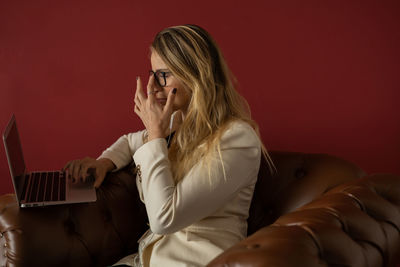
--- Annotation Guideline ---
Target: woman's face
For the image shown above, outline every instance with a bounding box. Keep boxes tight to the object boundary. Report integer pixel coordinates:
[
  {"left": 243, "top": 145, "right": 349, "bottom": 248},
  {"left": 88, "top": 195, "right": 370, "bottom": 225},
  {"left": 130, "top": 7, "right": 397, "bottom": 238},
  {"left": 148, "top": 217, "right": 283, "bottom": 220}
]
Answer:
[{"left": 150, "top": 51, "right": 191, "bottom": 114}]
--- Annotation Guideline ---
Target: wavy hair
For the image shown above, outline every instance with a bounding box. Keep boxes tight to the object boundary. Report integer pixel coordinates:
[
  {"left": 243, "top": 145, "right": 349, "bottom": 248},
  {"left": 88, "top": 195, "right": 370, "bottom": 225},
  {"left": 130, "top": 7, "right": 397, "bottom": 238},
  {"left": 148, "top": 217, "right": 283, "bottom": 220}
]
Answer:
[{"left": 151, "top": 24, "right": 275, "bottom": 183}]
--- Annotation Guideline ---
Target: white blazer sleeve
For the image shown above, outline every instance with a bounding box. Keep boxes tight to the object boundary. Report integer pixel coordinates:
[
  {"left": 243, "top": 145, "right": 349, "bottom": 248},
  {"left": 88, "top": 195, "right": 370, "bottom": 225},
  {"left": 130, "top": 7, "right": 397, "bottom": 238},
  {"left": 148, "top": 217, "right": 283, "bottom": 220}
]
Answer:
[
  {"left": 133, "top": 121, "right": 261, "bottom": 235},
  {"left": 98, "top": 130, "right": 146, "bottom": 171}
]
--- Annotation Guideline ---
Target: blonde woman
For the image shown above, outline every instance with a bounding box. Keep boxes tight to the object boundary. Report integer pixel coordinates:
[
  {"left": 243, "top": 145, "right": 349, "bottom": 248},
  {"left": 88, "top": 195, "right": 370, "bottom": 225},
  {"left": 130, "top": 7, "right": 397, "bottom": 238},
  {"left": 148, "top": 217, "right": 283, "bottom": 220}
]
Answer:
[{"left": 64, "top": 24, "right": 274, "bottom": 267}]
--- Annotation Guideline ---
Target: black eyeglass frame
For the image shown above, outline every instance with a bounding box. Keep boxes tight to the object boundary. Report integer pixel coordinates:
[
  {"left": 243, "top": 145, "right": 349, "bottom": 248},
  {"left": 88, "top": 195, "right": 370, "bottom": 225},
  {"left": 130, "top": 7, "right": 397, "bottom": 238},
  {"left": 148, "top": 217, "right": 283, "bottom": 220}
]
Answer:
[{"left": 149, "top": 70, "right": 172, "bottom": 87}]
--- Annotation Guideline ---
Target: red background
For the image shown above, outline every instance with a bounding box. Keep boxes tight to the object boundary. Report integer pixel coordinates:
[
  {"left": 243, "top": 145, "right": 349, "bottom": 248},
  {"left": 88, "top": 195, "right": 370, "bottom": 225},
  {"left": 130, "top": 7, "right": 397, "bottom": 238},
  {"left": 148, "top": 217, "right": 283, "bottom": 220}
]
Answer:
[{"left": 1, "top": 0, "right": 399, "bottom": 195}]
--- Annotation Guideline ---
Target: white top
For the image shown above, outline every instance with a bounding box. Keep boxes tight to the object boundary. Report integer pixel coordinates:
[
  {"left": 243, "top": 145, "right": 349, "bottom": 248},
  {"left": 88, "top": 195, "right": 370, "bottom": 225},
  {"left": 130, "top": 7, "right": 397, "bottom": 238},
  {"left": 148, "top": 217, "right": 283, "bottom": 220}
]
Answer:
[{"left": 99, "top": 120, "right": 261, "bottom": 267}]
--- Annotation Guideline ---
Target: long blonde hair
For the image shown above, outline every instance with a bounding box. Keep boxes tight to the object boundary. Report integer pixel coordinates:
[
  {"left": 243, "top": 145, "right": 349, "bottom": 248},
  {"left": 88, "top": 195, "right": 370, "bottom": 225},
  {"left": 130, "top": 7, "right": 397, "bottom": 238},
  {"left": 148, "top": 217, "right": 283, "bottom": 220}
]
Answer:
[{"left": 151, "top": 24, "right": 275, "bottom": 183}]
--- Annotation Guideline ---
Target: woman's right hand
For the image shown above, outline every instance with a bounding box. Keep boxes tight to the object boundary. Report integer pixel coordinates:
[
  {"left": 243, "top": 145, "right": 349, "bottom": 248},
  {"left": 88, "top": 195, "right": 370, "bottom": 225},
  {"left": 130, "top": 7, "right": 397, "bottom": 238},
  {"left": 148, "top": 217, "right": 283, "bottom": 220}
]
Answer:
[{"left": 63, "top": 157, "right": 115, "bottom": 188}]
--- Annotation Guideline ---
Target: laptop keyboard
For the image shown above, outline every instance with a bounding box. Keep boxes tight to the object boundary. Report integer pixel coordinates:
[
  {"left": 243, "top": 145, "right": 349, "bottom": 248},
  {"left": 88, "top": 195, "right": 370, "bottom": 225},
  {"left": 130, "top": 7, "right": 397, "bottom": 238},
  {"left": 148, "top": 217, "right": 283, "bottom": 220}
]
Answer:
[{"left": 21, "top": 172, "right": 66, "bottom": 203}]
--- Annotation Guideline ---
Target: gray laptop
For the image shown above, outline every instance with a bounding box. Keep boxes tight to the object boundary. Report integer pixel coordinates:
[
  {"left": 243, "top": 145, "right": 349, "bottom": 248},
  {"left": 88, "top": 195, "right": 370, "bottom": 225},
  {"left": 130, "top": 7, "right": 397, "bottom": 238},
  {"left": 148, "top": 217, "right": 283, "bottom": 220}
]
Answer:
[{"left": 2, "top": 114, "right": 96, "bottom": 207}]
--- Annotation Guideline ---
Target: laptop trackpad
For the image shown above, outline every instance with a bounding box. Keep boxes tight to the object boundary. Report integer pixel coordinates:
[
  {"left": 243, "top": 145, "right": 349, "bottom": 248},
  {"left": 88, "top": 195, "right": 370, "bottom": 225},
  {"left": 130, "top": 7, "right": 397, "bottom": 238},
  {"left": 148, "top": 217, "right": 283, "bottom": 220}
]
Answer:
[{"left": 67, "top": 181, "right": 97, "bottom": 203}]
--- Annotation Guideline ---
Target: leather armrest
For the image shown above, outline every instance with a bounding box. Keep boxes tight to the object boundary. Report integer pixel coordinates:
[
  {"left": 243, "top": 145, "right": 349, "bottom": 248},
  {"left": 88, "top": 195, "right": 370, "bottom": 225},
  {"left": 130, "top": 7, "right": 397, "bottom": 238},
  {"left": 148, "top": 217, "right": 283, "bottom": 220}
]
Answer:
[
  {"left": 0, "top": 165, "right": 147, "bottom": 267},
  {"left": 208, "top": 174, "right": 400, "bottom": 267}
]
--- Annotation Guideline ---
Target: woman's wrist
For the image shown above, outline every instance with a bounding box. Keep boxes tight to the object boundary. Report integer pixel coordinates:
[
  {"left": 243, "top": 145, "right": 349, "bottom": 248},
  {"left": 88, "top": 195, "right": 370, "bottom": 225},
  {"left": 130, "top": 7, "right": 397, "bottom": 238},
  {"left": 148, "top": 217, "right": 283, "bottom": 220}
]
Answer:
[
  {"left": 148, "top": 131, "right": 164, "bottom": 141},
  {"left": 97, "top": 158, "right": 116, "bottom": 172}
]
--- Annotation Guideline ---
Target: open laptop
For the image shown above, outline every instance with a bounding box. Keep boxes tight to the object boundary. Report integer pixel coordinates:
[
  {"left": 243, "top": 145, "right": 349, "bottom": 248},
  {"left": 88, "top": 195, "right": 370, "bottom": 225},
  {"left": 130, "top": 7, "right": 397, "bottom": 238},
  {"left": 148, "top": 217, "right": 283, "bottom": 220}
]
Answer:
[{"left": 2, "top": 114, "right": 96, "bottom": 207}]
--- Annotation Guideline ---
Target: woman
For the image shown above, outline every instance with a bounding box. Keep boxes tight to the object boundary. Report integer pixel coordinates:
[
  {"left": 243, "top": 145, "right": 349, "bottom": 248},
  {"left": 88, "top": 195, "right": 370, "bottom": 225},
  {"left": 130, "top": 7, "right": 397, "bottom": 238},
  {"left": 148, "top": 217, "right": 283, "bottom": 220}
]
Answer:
[{"left": 64, "top": 24, "right": 274, "bottom": 267}]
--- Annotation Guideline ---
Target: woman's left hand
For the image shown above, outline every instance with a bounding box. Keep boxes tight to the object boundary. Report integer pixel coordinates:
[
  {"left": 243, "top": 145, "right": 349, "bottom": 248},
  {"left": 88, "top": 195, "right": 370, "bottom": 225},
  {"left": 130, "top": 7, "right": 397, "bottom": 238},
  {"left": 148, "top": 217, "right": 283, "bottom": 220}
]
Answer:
[{"left": 133, "top": 75, "right": 176, "bottom": 141}]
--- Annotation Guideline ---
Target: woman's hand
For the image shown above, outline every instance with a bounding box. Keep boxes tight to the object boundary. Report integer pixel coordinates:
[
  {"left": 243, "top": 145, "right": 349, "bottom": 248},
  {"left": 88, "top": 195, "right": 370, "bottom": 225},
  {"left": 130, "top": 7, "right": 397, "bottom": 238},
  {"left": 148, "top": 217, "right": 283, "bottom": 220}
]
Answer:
[
  {"left": 133, "top": 75, "right": 176, "bottom": 141},
  {"left": 63, "top": 157, "right": 115, "bottom": 188}
]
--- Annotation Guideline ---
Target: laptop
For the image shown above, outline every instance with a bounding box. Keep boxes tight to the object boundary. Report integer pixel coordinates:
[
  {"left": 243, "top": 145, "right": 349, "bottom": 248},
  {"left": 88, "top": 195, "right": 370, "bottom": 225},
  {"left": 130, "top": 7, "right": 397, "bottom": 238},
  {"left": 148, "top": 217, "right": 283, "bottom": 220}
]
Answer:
[{"left": 2, "top": 114, "right": 97, "bottom": 207}]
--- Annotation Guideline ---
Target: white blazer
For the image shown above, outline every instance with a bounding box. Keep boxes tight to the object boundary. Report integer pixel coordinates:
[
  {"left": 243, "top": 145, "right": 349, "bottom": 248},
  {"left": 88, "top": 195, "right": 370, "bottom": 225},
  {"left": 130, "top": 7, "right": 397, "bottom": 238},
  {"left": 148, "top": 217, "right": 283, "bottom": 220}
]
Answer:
[{"left": 99, "top": 120, "right": 261, "bottom": 267}]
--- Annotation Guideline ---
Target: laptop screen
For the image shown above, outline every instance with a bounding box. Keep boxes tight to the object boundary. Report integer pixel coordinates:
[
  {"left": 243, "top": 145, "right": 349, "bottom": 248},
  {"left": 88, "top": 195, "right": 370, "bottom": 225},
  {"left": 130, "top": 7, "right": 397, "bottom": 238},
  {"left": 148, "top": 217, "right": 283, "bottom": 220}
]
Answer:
[{"left": 3, "top": 115, "right": 26, "bottom": 194}]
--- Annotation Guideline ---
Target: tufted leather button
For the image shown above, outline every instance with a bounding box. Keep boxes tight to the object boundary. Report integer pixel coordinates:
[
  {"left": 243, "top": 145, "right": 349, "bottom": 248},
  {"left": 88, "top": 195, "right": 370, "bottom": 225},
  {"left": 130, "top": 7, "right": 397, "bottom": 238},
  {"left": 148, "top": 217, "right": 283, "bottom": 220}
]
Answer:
[
  {"left": 246, "top": 243, "right": 261, "bottom": 249},
  {"left": 294, "top": 168, "right": 307, "bottom": 179}
]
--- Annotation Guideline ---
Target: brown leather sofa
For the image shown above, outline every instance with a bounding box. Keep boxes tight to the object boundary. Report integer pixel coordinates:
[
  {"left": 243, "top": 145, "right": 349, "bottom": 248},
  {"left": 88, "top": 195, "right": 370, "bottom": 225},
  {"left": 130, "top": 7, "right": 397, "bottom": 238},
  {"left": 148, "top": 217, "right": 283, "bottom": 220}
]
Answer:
[{"left": 0, "top": 151, "right": 399, "bottom": 267}]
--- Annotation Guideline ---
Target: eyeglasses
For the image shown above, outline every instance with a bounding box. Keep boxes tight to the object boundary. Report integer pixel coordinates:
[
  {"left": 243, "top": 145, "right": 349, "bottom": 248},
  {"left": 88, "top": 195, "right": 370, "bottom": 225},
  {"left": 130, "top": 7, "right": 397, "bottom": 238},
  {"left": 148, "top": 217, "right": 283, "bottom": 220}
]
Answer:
[{"left": 149, "top": 70, "right": 172, "bottom": 87}]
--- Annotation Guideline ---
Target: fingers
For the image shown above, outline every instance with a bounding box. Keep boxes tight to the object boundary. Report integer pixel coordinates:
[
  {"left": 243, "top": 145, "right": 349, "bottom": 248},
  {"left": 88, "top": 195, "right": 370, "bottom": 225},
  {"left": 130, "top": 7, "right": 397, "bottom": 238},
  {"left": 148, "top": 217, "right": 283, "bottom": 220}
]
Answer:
[
  {"left": 63, "top": 160, "right": 78, "bottom": 183},
  {"left": 136, "top": 76, "right": 146, "bottom": 103},
  {"left": 134, "top": 97, "right": 141, "bottom": 111},
  {"left": 147, "top": 75, "right": 156, "bottom": 102},
  {"left": 134, "top": 77, "right": 143, "bottom": 113},
  {"left": 134, "top": 76, "right": 139, "bottom": 99},
  {"left": 63, "top": 158, "right": 93, "bottom": 183},
  {"left": 93, "top": 168, "right": 105, "bottom": 189},
  {"left": 79, "top": 162, "right": 92, "bottom": 182},
  {"left": 164, "top": 88, "right": 177, "bottom": 114},
  {"left": 63, "top": 157, "right": 109, "bottom": 189},
  {"left": 63, "top": 161, "right": 71, "bottom": 171},
  {"left": 134, "top": 105, "right": 142, "bottom": 121},
  {"left": 63, "top": 161, "right": 74, "bottom": 183},
  {"left": 71, "top": 160, "right": 81, "bottom": 182}
]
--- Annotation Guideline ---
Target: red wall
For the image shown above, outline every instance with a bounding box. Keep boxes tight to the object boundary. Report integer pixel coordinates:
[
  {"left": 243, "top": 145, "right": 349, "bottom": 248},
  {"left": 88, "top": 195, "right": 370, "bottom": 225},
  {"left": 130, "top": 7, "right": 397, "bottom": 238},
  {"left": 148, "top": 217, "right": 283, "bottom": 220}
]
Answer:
[{"left": 1, "top": 0, "right": 399, "bottom": 195}]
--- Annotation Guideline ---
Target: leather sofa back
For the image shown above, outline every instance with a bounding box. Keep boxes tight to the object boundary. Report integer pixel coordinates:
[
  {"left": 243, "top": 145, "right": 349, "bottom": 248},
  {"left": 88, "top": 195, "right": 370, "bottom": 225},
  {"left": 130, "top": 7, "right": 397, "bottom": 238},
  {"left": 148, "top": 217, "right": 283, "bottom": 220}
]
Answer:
[
  {"left": 249, "top": 151, "right": 366, "bottom": 235},
  {"left": 208, "top": 152, "right": 400, "bottom": 267}
]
